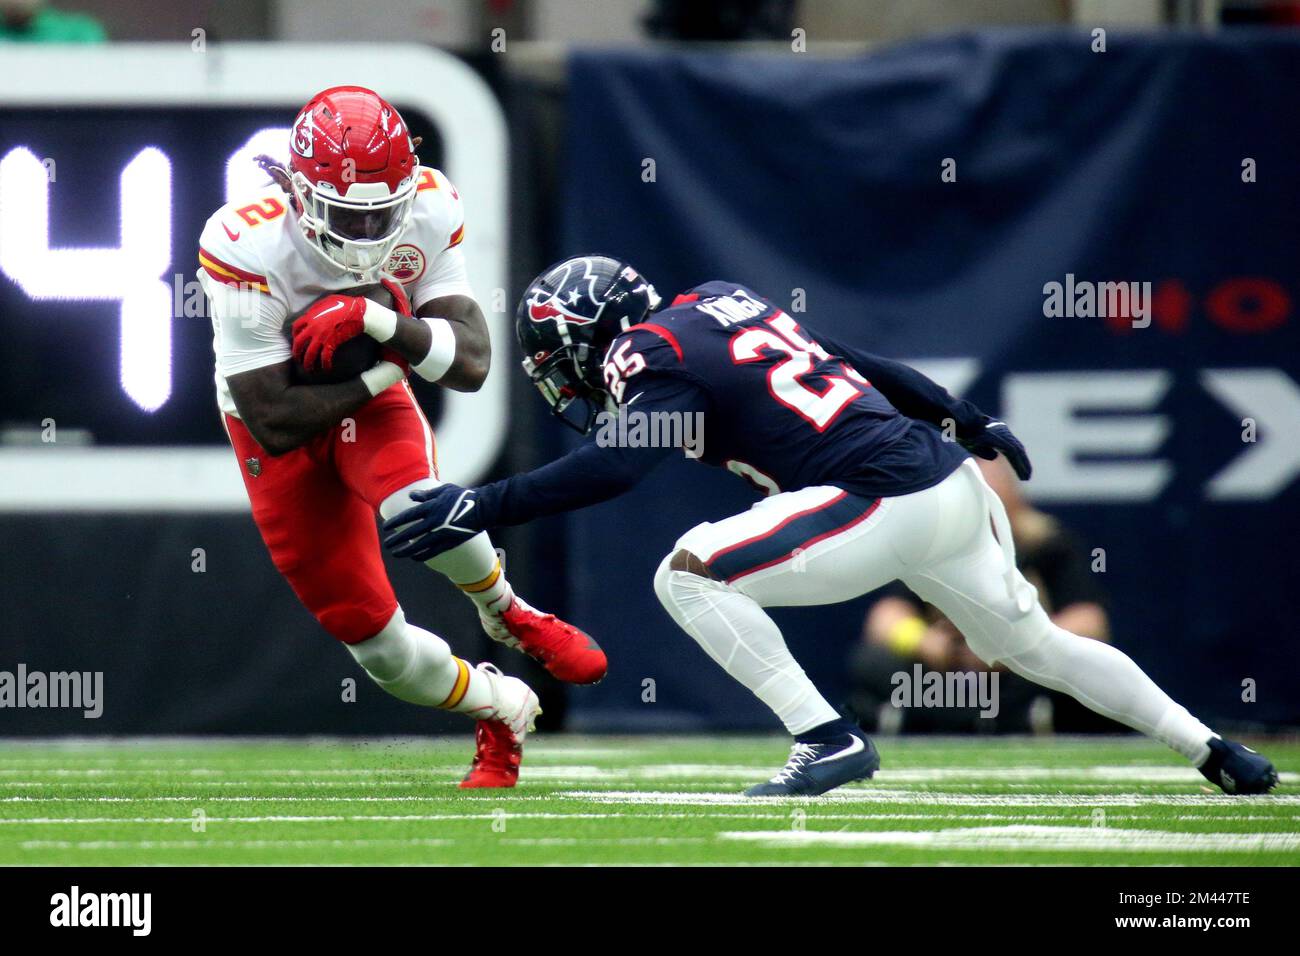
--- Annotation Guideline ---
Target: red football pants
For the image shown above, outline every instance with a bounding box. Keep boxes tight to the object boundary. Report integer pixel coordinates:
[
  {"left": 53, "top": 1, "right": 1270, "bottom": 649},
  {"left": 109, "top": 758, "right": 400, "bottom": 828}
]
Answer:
[{"left": 225, "top": 381, "right": 438, "bottom": 644}]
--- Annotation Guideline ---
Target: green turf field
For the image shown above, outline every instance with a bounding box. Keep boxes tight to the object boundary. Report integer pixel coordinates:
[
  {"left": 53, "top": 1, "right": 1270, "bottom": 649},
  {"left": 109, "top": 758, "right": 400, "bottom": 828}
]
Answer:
[{"left": 0, "top": 735, "right": 1296, "bottom": 866}]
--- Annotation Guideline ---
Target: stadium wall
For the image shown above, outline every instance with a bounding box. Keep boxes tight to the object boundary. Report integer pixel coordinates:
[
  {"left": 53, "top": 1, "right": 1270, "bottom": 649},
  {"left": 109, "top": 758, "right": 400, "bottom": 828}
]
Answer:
[{"left": 556, "top": 30, "right": 1300, "bottom": 731}]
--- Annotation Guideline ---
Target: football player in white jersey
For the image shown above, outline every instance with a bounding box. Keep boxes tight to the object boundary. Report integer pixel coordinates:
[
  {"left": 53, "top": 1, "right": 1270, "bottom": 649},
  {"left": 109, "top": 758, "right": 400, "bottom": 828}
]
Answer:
[{"left": 197, "top": 86, "right": 607, "bottom": 787}]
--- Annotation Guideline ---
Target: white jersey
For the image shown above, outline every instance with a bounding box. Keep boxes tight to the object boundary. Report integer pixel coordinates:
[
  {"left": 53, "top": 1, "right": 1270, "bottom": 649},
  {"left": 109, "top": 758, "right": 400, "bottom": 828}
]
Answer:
[{"left": 197, "top": 166, "right": 473, "bottom": 417}]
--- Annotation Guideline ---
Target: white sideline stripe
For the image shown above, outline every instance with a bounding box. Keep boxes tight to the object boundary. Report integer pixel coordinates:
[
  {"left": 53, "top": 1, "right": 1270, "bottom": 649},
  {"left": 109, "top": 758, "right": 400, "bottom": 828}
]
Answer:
[
  {"left": 1, "top": 811, "right": 1209, "bottom": 826},
  {"left": 19, "top": 836, "right": 703, "bottom": 851},
  {"left": 5, "top": 789, "right": 1297, "bottom": 807},
  {"left": 501, "top": 837, "right": 705, "bottom": 847},
  {"left": 21, "top": 839, "right": 453, "bottom": 850},
  {"left": 720, "top": 826, "right": 1300, "bottom": 853},
  {"left": 562, "top": 790, "right": 1300, "bottom": 807}
]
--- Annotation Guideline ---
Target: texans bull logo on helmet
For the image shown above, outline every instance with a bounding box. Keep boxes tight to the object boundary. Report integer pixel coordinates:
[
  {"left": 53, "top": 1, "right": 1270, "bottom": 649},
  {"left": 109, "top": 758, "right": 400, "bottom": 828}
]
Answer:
[{"left": 524, "top": 257, "right": 616, "bottom": 327}]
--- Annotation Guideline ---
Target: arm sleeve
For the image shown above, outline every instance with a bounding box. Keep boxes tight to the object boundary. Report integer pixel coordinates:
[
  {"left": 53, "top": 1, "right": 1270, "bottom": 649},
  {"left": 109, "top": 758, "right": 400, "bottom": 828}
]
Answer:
[
  {"left": 201, "top": 270, "right": 291, "bottom": 377},
  {"left": 808, "top": 324, "right": 987, "bottom": 437},
  {"left": 473, "top": 373, "right": 711, "bottom": 527}
]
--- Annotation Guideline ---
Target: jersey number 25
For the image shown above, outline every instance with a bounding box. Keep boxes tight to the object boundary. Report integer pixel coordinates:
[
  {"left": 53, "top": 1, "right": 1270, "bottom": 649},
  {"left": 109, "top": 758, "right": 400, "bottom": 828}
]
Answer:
[
  {"left": 730, "top": 312, "right": 864, "bottom": 431},
  {"left": 602, "top": 339, "right": 647, "bottom": 403}
]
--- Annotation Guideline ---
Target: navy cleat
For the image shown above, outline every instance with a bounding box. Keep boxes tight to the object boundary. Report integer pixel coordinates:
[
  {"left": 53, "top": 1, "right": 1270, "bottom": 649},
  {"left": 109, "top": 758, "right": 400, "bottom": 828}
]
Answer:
[
  {"left": 1198, "top": 737, "right": 1279, "bottom": 795},
  {"left": 744, "top": 729, "right": 880, "bottom": 797}
]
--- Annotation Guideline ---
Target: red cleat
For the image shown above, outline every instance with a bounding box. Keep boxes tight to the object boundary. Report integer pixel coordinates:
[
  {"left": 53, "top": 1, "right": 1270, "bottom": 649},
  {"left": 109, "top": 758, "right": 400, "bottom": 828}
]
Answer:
[
  {"left": 461, "top": 721, "right": 523, "bottom": 789},
  {"left": 481, "top": 596, "right": 608, "bottom": 685},
  {"left": 459, "top": 664, "right": 540, "bottom": 789}
]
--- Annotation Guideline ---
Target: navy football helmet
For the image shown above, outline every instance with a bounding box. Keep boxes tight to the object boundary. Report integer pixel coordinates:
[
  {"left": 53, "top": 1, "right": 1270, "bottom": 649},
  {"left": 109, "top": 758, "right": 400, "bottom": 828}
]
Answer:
[{"left": 515, "top": 254, "right": 661, "bottom": 433}]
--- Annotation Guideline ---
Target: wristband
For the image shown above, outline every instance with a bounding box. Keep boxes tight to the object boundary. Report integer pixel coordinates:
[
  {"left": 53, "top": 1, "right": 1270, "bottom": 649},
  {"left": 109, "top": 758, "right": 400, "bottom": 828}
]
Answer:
[
  {"left": 362, "top": 297, "right": 399, "bottom": 343},
  {"left": 360, "top": 360, "right": 404, "bottom": 397},
  {"left": 411, "top": 316, "right": 457, "bottom": 383},
  {"left": 886, "top": 616, "right": 926, "bottom": 657}
]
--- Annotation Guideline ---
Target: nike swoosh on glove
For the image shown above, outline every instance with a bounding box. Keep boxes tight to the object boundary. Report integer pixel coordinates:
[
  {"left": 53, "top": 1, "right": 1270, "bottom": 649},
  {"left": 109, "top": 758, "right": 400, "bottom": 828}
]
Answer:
[
  {"left": 291, "top": 295, "right": 368, "bottom": 372},
  {"left": 959, "top": 418, "right": 1033, "bottom": 480},
  {"left": 382, "top": 484, "right": 483, "bottom": 562}
]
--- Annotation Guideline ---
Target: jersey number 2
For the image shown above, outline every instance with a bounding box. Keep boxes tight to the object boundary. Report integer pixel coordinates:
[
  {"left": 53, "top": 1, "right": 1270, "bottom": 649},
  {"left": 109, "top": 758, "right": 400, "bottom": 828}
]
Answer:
[{"left": 730, "top": 312, "right": 863, "bottom": 431}]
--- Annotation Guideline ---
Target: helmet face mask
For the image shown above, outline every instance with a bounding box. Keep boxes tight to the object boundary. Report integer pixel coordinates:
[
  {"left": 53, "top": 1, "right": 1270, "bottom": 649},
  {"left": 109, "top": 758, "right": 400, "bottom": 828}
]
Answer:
[
  {"left": 291, "top": 172, "right": 416, "bottom": 278},
  {"left": 515, "top": 255, "right": 661, "bottom": 435},
  {"left": 522, "top": 341, "right": 613, "bottom": 434}
]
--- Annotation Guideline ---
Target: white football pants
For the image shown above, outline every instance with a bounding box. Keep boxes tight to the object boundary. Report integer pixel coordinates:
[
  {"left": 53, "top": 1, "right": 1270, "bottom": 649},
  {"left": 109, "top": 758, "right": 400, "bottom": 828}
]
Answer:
[{"left": 654, "top": 459, "right": 1213, "bottom": 763}]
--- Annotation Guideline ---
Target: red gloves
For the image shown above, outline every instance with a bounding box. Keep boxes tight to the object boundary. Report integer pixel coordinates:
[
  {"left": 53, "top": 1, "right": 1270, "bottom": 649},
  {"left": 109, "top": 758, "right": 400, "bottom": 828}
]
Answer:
[{"left": 291, "top": 295, "right": 367, "bottom": 372}]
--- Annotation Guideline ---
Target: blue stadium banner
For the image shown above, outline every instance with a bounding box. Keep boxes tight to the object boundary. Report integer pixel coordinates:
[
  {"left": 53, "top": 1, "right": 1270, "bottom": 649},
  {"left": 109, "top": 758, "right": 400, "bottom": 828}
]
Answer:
[{"left": 560, "top": 30, "right": 1300, "bottom": 729}]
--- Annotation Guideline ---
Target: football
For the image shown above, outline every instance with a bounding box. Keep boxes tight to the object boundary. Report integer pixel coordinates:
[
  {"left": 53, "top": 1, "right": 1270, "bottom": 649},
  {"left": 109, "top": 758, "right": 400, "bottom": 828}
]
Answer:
[{"left": 289, "top": 284, "right": 388, "bottom": 385}]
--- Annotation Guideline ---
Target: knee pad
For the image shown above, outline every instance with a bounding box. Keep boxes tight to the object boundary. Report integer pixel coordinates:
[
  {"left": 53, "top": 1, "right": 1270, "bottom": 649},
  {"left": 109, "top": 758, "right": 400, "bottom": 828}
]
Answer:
[
  {"left": 346, "top": 607, "right": 452, "bottom": 683},
  {"left": 966, "top": 596, "right": 1054, "bottom": 667},
  {"left": 346, "top": 608, "right": 413, "bottom": 681},
  {"left": 907, "top": 572, "right": 1054, "bottom": 668},
  {"left": 346, "top": 609, "right": 456, "bottom": 705}
]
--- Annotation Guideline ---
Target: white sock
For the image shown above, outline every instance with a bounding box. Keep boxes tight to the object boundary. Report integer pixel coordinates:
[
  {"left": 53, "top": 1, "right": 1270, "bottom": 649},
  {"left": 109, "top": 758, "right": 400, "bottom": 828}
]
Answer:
[
  {"left": 347, "top": 609, "right": 493, "bottom": 716},
  {"left": 654, "top": 562, "right": 839, "bottom": 735},
  {"left": 428, "top": 532, "right": 514, "bottom": 615},
  {"left": 1005, "top": 625, "right": 1214, "bottom": 764},
  {"left": 381, "top": 482, "right": 514, "bottom": 616}
]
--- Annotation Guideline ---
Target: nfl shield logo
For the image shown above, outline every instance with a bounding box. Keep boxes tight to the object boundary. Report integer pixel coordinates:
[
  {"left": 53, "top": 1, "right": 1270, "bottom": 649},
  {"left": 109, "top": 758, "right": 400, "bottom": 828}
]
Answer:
[{"left": 245, "top": 457, "right": 261, "bottom": 478}]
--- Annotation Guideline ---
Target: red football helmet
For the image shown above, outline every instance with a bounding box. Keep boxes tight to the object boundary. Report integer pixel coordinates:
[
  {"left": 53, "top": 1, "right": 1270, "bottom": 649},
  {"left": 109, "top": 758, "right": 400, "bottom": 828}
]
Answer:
[{"left": 287, "top": 86, "right": 420, "bottom": 278}]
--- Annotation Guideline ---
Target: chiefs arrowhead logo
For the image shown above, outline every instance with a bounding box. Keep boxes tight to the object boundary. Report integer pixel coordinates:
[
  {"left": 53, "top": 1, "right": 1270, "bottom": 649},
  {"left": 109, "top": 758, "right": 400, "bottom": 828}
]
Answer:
[{"left": 291, "top": 111, "right": 315, "bottom": 158}]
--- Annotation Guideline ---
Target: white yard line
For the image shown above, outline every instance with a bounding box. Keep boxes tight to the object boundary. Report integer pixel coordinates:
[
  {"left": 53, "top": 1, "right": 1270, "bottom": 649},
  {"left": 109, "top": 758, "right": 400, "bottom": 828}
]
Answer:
[
  {"left": 3, "top": 787, "right": 1297, "bottom": 808},
  {"left": 562, "top": 789, "right": 1300, "bottom": 807},
  {"left": 20, "top": 838, "right": 454, "bottom": 850},
  {"left": 720, "top": 825, "right": 1300, "bottom": 853},
  {"left": 3, "top": 810, "right": 1226, "bottom": 826},
  {"left": 18, "top": 835, "right": 702, "bottom": 851}
]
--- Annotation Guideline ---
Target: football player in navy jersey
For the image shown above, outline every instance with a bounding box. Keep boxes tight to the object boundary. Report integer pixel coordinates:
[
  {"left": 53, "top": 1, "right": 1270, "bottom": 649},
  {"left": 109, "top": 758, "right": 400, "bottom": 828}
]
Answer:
[{"left": 383, "top": 255, "right": 1277, "bottom": 797}]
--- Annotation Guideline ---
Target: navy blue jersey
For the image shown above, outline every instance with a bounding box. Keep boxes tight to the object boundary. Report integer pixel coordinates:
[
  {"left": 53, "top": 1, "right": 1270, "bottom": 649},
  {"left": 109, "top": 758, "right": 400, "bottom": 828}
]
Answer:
[
  {"left": 608, "top": 281, "right": 975, "bottom": 498},
  {"left": 475, "top": 281, "right": 988, "bottom": 527}
]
